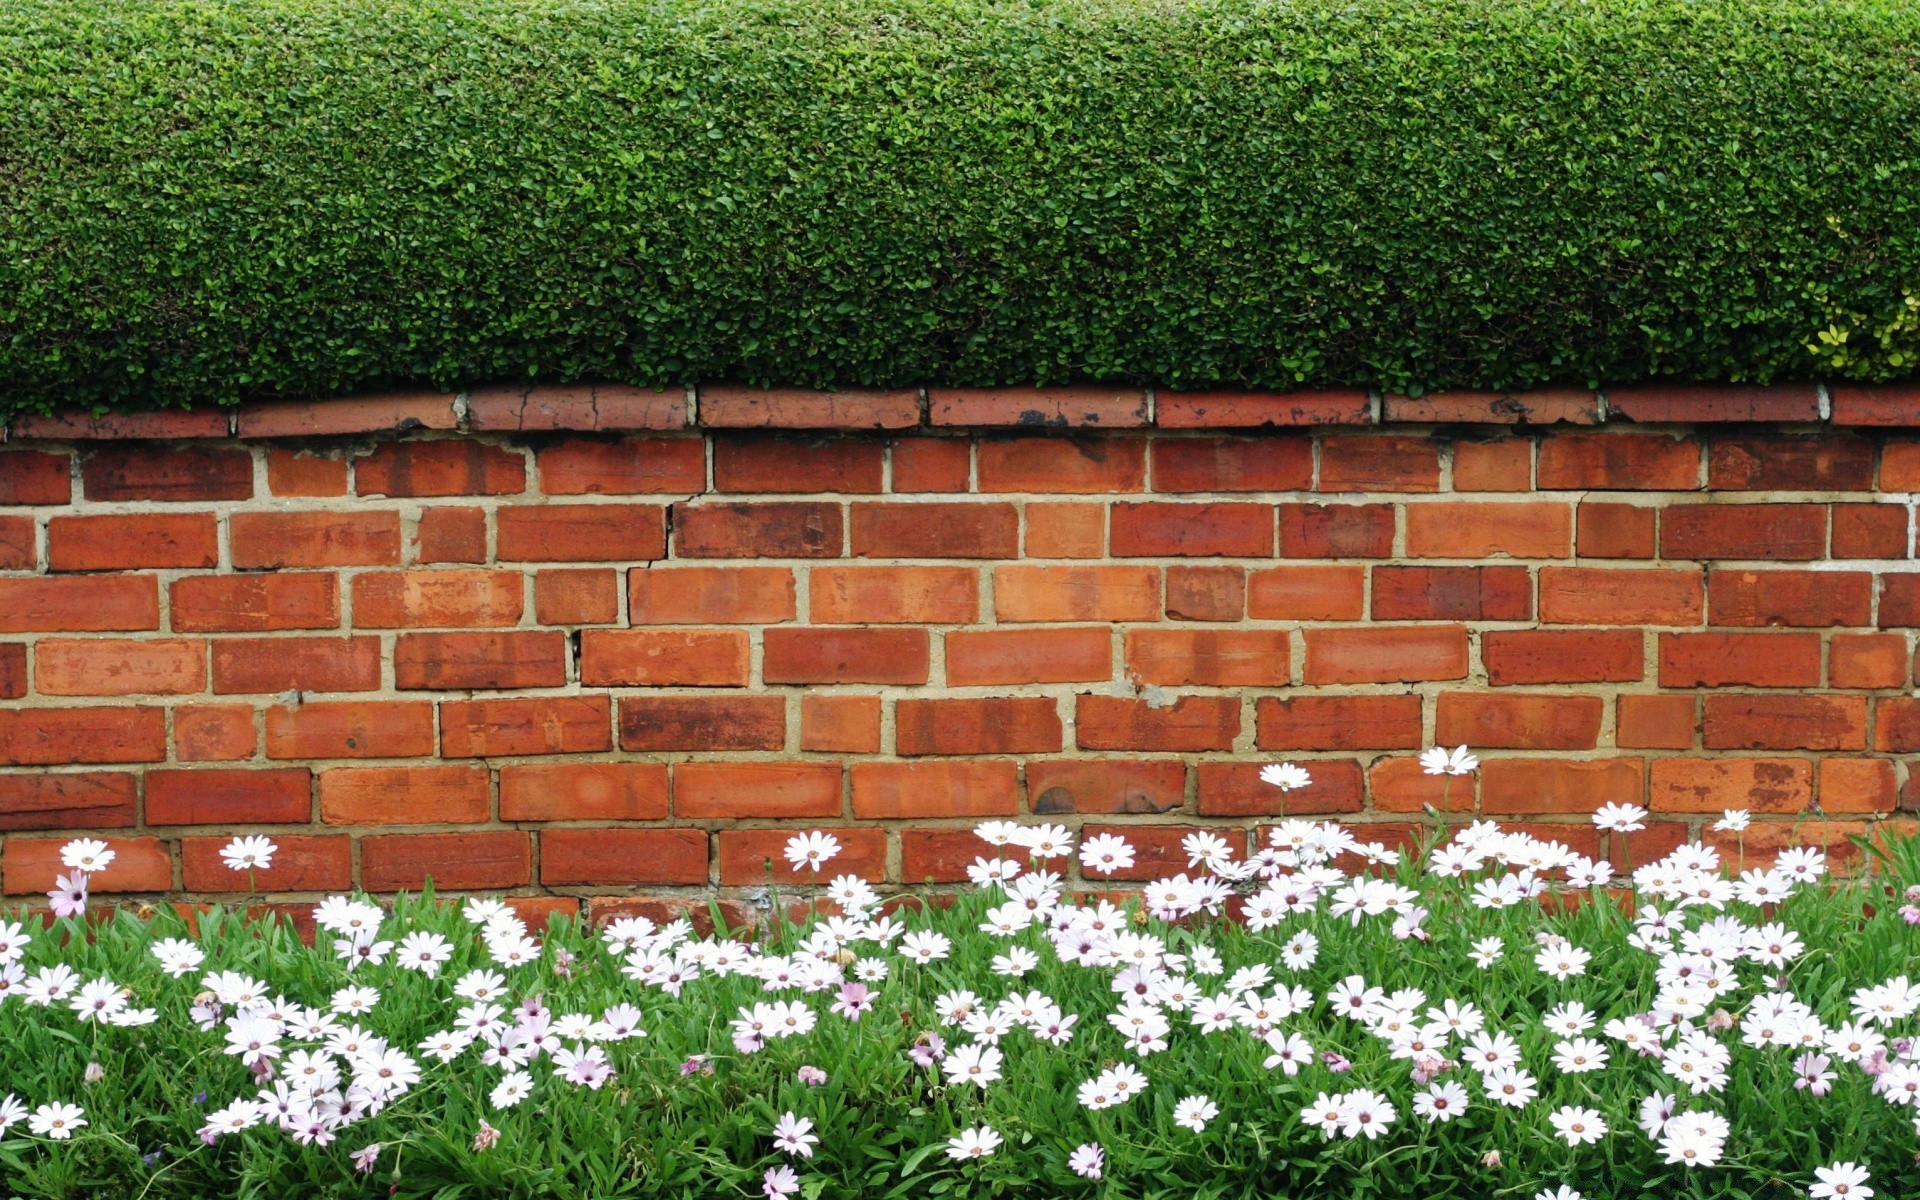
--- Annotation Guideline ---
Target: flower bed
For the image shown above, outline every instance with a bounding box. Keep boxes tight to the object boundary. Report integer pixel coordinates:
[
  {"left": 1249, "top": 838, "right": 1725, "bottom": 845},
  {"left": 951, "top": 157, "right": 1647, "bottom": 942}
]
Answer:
[{"left": 0, "top": 751, "right": 1915, "bottom": 1199}]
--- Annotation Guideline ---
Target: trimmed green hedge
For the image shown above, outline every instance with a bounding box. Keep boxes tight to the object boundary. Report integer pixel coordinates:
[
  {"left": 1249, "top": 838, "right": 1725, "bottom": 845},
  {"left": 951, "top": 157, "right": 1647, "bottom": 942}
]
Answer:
[{"left": 3, "top": 0, "right": 1919, "bottom": 411}]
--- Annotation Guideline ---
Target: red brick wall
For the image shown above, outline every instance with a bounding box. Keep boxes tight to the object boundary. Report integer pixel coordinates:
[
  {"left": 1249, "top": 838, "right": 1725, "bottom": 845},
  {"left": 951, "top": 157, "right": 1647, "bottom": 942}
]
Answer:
[{"left": 3, "top": 383, "right": 1918, "bottom": 916}]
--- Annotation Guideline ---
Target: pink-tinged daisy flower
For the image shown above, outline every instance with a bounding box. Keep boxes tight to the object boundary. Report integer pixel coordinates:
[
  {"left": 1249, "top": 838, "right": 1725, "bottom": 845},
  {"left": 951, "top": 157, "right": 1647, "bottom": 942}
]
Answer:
[{"left": 1068, "top": 1143, "right": 1103, "bottom": 1179}]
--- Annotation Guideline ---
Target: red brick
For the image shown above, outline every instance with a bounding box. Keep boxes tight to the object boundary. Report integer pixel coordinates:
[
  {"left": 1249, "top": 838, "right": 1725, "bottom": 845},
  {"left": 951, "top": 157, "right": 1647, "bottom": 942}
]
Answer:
[
  {"left": 213, "top": 636, "right": 381, "bottom": 694},
  {"left": 230, "top": 511, "right": 402, "bottom": 568},
  {"left": 394, "top": 631, "right": 567, "bottom": 690},
  {"left": 543, "top": 828, "right": 709, "bottom": 886},
  {"left": 353, "top": 570, "right": 523, "bottom": 628},
  {"left": 801, "top": 695, "right": 882, "bottom": 753},
  {"left": 1708, "top": 569, "right": 1870, "bottom": 627},
  {"left": 1661, "top": 505, "right": 1826, "bottom": 561},
  {"left": 1883, "top": 443, "right": 1920, "bottom": 490},
  {"left": 1196, "top": 760, "right": 1364, "bottom": 817},
  {"left": 1164, "top": 566, "right": 1245, "bottom": 621},
  {"left": 628, "top": 566, "right": 794, "bottom": 624},
  {"left": 1155, "top": 389, "right": 1371, "bottom": 428},
  {"left": 1607, "top": 383, "right": 1819, "bottom": 423},
  {"left": 719, "top": 827, "right": 887, "bottom": 884},
  {"left": 1659, "top": 632, "right": 1821, "bottom": 688},
  {"left": 1703, "top": 695, "right": 1866, "bottom": 751},
  {"left": 0, "top": 516, "right": 30, "bottom": 571},
  {"left": 174, "top": 704, "right": 257, "bottom": 761},
  {"left": 1650, "top": 758, "right": 1813, "bottom": 814},
  {"left": 850, "top": 502, "right": 1018, "bottom": 558},
  {"left": 0, "top": 707, "right": 165, "bottom": 765},
  {"left": 266, "top": 449, "right": 348, "bottom": 497},
  {"left": 580, "top": 629, "right": 748, "bottom": 687},
  {"left": 1124, "top": 629, "right": 1290, "bottom": 687},
  {"left": 9, "top": 409, "right": 228, "bottom": 440},
  {"left": 811, "top": 566, "right": 978, "bottom": 623},
  {"left": 1246, "top": 566, "right": 1365, "bottom": 621},
  {"left": 1277, "top": 503, "right": 1395, "bottom": 558},
  {"left": 1618, "top": 695, "right": 1697, "bottom": 750},
  {"left": 1367, "top": 758, "right": 1471, "bottom": 812},
  {"left": 930, "top": 386, "right": 1146, "bottom": 427},
  {"left": 1451, "top": 439, "right": 1533, "bottom": 491},
  {"left": 146, "top": 767, "right": 311, "bottom": 825},
  {"left": 850, "top": 761, "right": 1018, "bottom": 818},
  {"left": 977, "top": 437, "right": 1146, "bottom": 493},
  {"left": 896, "top": 697, "right": 1062, "bottom": 755},
  {"left": 676, "top": 762, "right": 841, "bottom": 818},
  {"left": 1831, "top": 633, "right": 1908, "bottom": 689},
  {"left": 1077, "top": 824, "right": 1219, "bottom": 881},
  {"left": 82, "top": 446, "right": 252, "bottom": 502},
  {"left": 1481, "top": 759, "right": 1645, "bottom": 815},
  {"left": 617, "top": 696, "right": 786, "bottom": 752},
  {"left": 3, "top": 836, "right": 170, "bottom": 894},
  {"left": 466, "top": 383, "right": 686, "bottom": 432},
  {"left": 1538, "top": 567, "right": 1703, "bottom": 625},
  {"left": 1387, "top": 388, "right": 1598, "bottom": 425},
  {"left": 36, "top": 639, "right": 205, "bottom": 696},
  {"left": 1404, "top": 502, "right": 1570, "bottom": 558},
  {"left": 0, "top": 452, "right": 71, "bottom": 505},
  {"left": 414, "top": 507, "right": 488, "bottom": 564},
  {"left": 672, "top": 502, "right": 842, "bottom": 558},
  {"left": 1023, "top": 503, "right": 1105, "bottom": 557},
  {"left": 1111, "top": 502, "right": 1273, "bottom": 557},
  {"left": 891, "top": 438, "right": 970, "bottom": 492},
  {"left": 1302, "top": 626, "right": 1470, "bottom": 684},
  {"left": 171, "top": 574, "right": 339, "bottom": 632},
  {"left": 1021, "top": 760, "right": 1185, "bottom": 815},
  {"left": 319, "top": 765, "right": 489, "bottom": 825},
  {"left": 534, "top": 569, "right": 619, "bottom": 625},
  {"left": 0, "top": 644, "right": 22, "bottom": 700},
  {"left": 496, "top": 504, "right": 666, "bottom": 562},
  {"left": 1536, "top": 432, "right": 1699, "bottom": 490},
  {"left": 1878, "top": 575, "right": 1920, "bottom": 628},
  {"left": 1371, "top": 566, "right": 1531, "bottom": 620},
  {"left": 1319, "top": 436, "right": 1441, "bottom": 492},
  {"left": 1818, "top": 759, "right": 1897, "bottom": 814},
  {"left": 764, "top": 627, "right": 929, "bottom": 684},
  {"left": 0, "top": 772, "right": 137, "bottom": 831},
  {"left": 1151, "top": 437, "right": 1313, "bottom": 492},
  {"left": 945, "top": 627, "right": 1111, "bottom": 686},
  {"left": 1708, "top": 436, "right": 1874, "bottom": 491},
  {"left": 440, "top": 695, "right": 612, "bottom": 757},
  {"left": 355, "top": 440, "right": 525, "bottom": 497},
  {"left": 533, "top": 438, "right": 706, "bottom": 494},
  {"left": 993, "top": 565, "right": 1158, "bottom": 622},
  {"left": 360, "top": 832, "right": 530, "bottom": 891},
  {"left": 237, "top": 392, "right": 457, "bottom": 438},
  {"left": 1483, "top": 629, "right": 1643, "bottom": 685},
  {"left": 700, "top": 386, "right": 919, "bottom": 430},
  {"left": 181, "top": 835, "right": 351, "bottom": 893},
  {"left": 48, "top": 513, "right": 217, "bottom": 570},
  {"left": 1437, "top": 693, "right": 1603, "bottom": 749},
  {"left": 264, "top": 700, "right": 436, "bottom": 759},
  {"left": 1831, "top": 385, "right": 1920, "bottom": 426},
  {"left": 1576, "top": 503, "right": 1657, "bottom": 559},
  {"left": 714, "top": 438, "right": 884, "bottom": 494},
  {"left": 900, "top": 828, "right": 990, "bottom": 881},
  {"left": 499, "top": 762, "right": 669, "bottom": 821},
  {"left": 1075, "top": 694, "right": 1239, "bottom": 752},
  {"left": 1255, "top": 695, "right": 1423, "bottom": 750},
  {"left": 1832, "top": 504, "right": 1908, "bottom": 559}
]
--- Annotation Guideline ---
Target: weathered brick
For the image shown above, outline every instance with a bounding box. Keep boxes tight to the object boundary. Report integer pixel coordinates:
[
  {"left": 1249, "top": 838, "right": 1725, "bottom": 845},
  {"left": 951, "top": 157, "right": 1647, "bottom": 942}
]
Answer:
[
  {"left": 1111, "top": 502, "right": 1273, "bottom": 557},
  {"left": 850, "top": 502, "right": 1018, "bottom": 558},
  {"left": 628, "top": 566, "right": 794, "bottom": 624},
  {"left": 1483, "top": 629, "right": 1643, "bottom": 685},
  {"left": 1882, "top": 442, "right": 1920, "bottom": 490},
  {"left": 1371, "top": 566, "right": 1531, "bottom": 621},
  {"left": 900, "top": 827, "right": 990, "bottom": 881},
  {"left": 850, "top": 761, "right": 1018, "bottom": 818},
  {"left": 319, "top": 765, "right": 490, "bottom": 825},
  {"left": 617, "top": 696, "right": 786, "bottom": 751},
  {"left": 0, "top": 451, "right": 71, "bottom": 505},
  {"left": 0, "top": 772, "right": 137, "bottom": 831},
  {"left": 1196, "top": 760, "right": 1364, "bottom": 817},
  {"left": 82, "top": 446, "right": 253, "bottom": 502},
  {"left": 10, "top": 409, "right": 228, "bottom": 440},
  {"left": 1830, "top": 633, "right": 1908, "bottom": 689},
  {"left": 1617, "top": 694, "right": 1697, "bottom": 750},
  {"left": 414, "top": 507, "right": 488, "bottom": 564},
  {"left": 676, "top": 762, "right": 842, "bottom": 818},
  {"left": 1302, "top": 626, "right": 1469, "bottom": 683},
  {"left": 715, "top": 438, "right": 884, "bottom": 494},
  {"left": 1165, "top": 566, "right": 1245, "bottom": 621},
  {"left": 1703, "top": 695, "right": 1867, "bottom": 751},
  {"left": 1246, "top": 566, "right": 1366, "bottom": 621},
  {"left": 719, "top": 827, "right": 887, "bottom": 883},
  {"left": 266, "top": 449, "right": 349, "bottom": 497},
  {"left": 3, "top": 836, "right": 170, "bottom": 894},
  {"left": 534, "top": 438, "right": 706, "bottom": 495},
  {"left": 700, "top": 386, "right": 919, "bottom": 430},
  {"left": 1576, "top": 502, "right": 1657, "bottom": 559},
  {"left": 1707, "top": 569, "right": 1871, "bottom": 627},
  {"left": 360, "top": 832, "right": 530, "bottom": 891},
  {"left": 1367, "top": 758, "right": 1471, "bottom": 812},
  {"left": 0, "top": 644, "right": 23, "bottom": 700},
  {"left": 0, "top": 707, "right": 165, "bottom": 765},
  {"left": 264, "top": 700, "right": 436, "bottom": 759},
  {"left": 764, "top": 628, "right": 930, "bottom": 684},
  {"left": 945, "top": 627, "right": 1111, "bottom": 686},
  {"left": 1661, "top": 505, "right": 1827, "bottom": 561},
  {"left": 1536, "top": 433, "right": 1699, "bottom": 490},
  {"left": 394, "top": 631, "right": 568, "bottom": 690},
  {"left": 976, "top": 438, "right": 1146, "bottom": 493},
  {"left": 1077, "top": 824, "right": 1218, "bottom": 881},
  {"left": 499, "top": 762, "right": 669, "bottom": 821},
  {"left": 891, "top": 438, "right": 971, "bottom": 492},
  {"left": 230, "top": 511, "right": 402, "bottom": 568},
  {"left": 1607, "top": 384, "right": 1819, "bottom": 423},
  {"left": 1075, "top": 694, "right": 1240, "bottom": 751},
  {"left": 352, "top": 570, "right": 524, "bottom": 628},
  {"left": 182, "top": 835, "right": 350, "bottom": 892},
  {"left": 1154, "top": 389, "right": 1370, "bottom": 428},
  {"left": 213, "top": 636, "right": 382, "bottom": 694},
  {"left": 896, "top": 697, "right": 1062, "bottom": 756},
  {"left": 1538, "top": 567, "right": 1702, "bottom": 625},
  {"left": 1480, "top": 759, "right": 1645, "bottom": 815},
  {"left": 172, "top": 574, "right": 339, "bottom": 632},
  {"left": 1649, "top": 758, "right": 1813, "bottom": 814},
  {"left": 1254, "top": 695, "right": 1424, "bottom": 749},
  {"left": 800, "top": 695, "right": 882, "bottom": 753},
  {"left": 994, "top": 565, "right": 1158, "bottom": 622},
  {"left": 673, "top": 502, "right": 842, "bottom": 558},
  {"left": 1026, "top": 760, "right": 1186, "bottom": 815},
  {"left": 1451, "top": 439, "right": 1533, "bottom": 491},
  {"left": 533, "top": 569, "right": 619, "bottom": 625},
  {"left": 931, "top": 387, "right": 1146, "bottom": 427},
  {"left": 543, "top": 828, "right": 709, "bottom": 886},
  {"left": 1877, "top": 575, "right": 1920, "bottom": 628},
  {"left": 1389, "top": 388, "right": 1597, "bottom": 425},
  {"left": 1404, "top": 502, "right": 1570, "bottom": 559},
  {"left": 1435, "top": 693, "right": 1603, "bottom": 749},
  {"left": 811, "top": 566, "right": 979, "bottom": 623},
  {"left": 1124, "top": 629, "right": 1290, "bottom": 687},
  {"left": 0, "top": 517, "right": 30, "bottom": 571},
  {"left": 1151, "top": 437, "right": 1313, "bottom": 492},
  {"left": 355, "top": 440, "right": 525, "bottom": 497},
  {"left": 1659, "top": 632, "right": 1822, "bottom": 688},
  {"left": 1319, "top": 436, "right": 1441, "bottom": 492},
  {"left": 173, "top": 704, "right": 258, "bottom": 761},
  {"left": 440, "top": 695, "right": 612, "bottom": 757},
  {"left": 496, "top": 504, "right": 666, "bottom": 562},
  {"left": 36, "top": 639, "right": 206, "bottom": 696},
  {"left": 146, "top": 768, "right": 311, "bottom": 825},
  {"left": 1277, "top": 503, "right": 1395, "bottom": 558},
  {"left": 237, "top": 392, "right": 456, "bottom": 438},
  {"left": 580, "top": 629, "right": 749, "bottom": 687},
  {"left": 1708, "top": 436, "right": 1874, "bottom": 491},
  {"left": 1023, "top": 503, "right": 1105, "bottom": 557},
  {"left": 1832, "top": 504, "right": 1908, "bottom": 559},
  {"left": 1872, "top": 698, "right": 1920, "bottom": 751},
  {"left": 48, "top": 513, "right": 218, "bottom": 571},
  {"left": 1818, "top": 759, "right": 1897, "bottom": 814}
]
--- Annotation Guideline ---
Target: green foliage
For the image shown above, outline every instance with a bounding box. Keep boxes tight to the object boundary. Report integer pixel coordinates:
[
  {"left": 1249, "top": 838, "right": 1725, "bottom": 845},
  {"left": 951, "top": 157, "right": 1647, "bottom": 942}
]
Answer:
[{"left": 2, "top": 0, "right": 1920, "bottom": 413}]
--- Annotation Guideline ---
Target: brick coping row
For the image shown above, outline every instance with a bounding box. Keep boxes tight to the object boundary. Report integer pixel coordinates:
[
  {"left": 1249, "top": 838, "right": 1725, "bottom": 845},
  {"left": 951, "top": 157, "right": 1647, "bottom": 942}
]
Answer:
[{"left": 14, "top": 382, "right": 1920, "bottom": 442}]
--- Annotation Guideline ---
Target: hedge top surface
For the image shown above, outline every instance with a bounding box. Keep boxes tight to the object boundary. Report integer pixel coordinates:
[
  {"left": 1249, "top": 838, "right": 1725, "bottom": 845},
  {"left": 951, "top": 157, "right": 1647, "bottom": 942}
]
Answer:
[{"left": 2, "top": 0, "right": 1919, "bottom": 413}]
